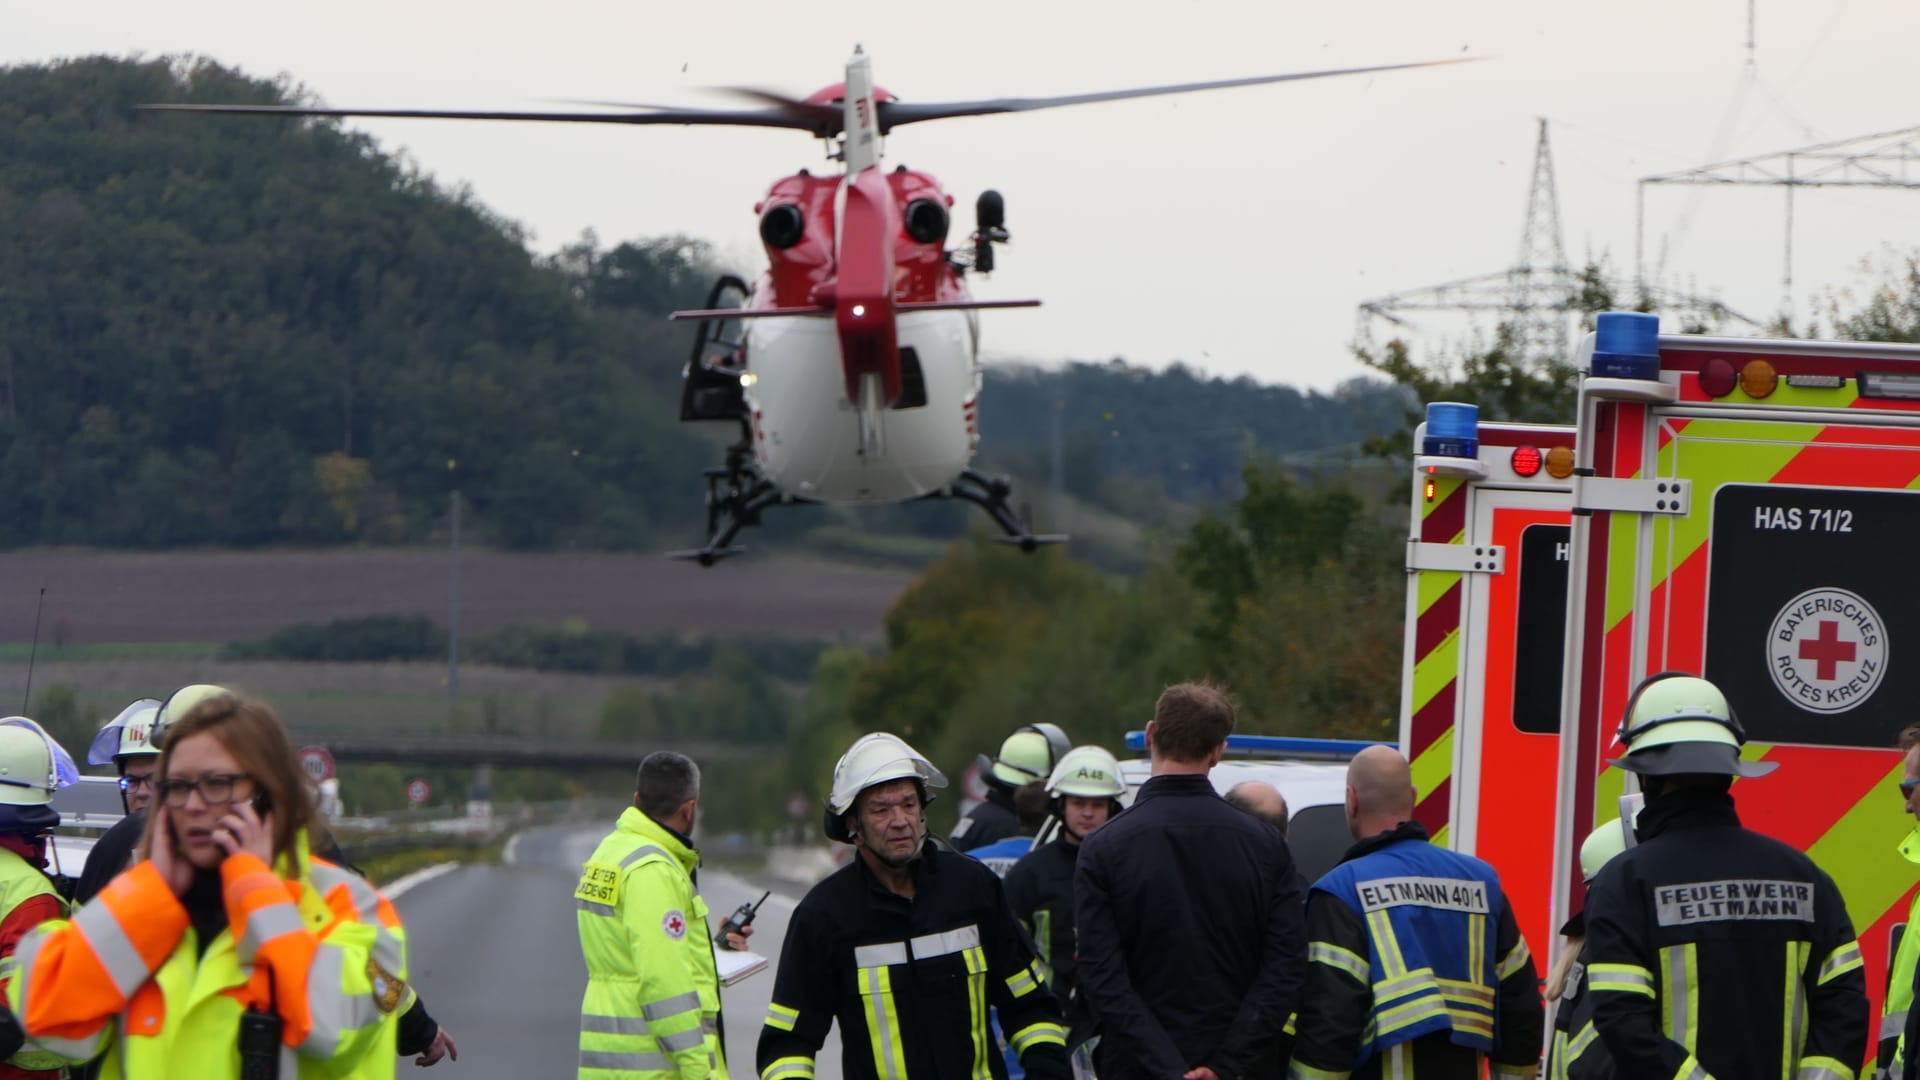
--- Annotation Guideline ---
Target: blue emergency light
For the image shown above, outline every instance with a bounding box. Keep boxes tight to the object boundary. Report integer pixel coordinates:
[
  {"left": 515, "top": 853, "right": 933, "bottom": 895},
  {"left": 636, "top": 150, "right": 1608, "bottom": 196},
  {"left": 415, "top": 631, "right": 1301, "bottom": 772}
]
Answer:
[
  {"left": 1589, "top": 311, "right": 1661, "bottom": 380},
  {"left": 1122, "top": 732, "right": 1388, "bottom": 761},
  {"left": 1422, "top": 402, "right": 1479, "bottom": 459}
]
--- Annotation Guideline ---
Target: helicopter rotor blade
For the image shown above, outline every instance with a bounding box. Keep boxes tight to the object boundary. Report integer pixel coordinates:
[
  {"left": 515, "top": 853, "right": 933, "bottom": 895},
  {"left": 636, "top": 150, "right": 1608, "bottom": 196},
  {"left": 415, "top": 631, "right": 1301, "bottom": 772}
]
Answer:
[
  {"left": 876, "top": 58, "right": 1481, "bottom": 131},
  {"left": 136, "top": 102, "right": 830, "bottom": 133}
]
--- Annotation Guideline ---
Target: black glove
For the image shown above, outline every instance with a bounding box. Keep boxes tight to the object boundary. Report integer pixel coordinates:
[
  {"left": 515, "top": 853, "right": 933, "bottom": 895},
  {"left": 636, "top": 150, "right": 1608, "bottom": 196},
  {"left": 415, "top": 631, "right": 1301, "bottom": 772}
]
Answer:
[{"left": 0, "top": 1001, "right": 26, "bottom": 1059}]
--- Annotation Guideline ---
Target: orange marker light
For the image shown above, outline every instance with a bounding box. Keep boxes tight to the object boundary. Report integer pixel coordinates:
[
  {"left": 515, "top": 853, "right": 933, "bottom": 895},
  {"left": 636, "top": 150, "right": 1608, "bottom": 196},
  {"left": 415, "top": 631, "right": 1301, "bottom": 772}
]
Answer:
[
  {"left": 1511, "top": 446, "right": 1543, "bottom": 478},
  {"left": 1544, "top": 446, "right": 1576, "bottom": 480},
  {"left": 1740, "top": 359, "right": 1779, "bottom": 398},
  {"left": 1424, "top": 479, "right": 1436, "bottom": 502}
]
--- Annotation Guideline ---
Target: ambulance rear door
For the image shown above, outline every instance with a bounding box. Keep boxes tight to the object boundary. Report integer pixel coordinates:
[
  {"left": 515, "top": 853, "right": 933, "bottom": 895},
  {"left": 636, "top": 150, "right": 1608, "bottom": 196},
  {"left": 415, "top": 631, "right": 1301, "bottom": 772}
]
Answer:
[
  {"left": 1552, "top": 326, "right": 1920, "bottom": 1015},
  {"left": 1401, "top": 417, "right": 1576, "bottom": 957}
]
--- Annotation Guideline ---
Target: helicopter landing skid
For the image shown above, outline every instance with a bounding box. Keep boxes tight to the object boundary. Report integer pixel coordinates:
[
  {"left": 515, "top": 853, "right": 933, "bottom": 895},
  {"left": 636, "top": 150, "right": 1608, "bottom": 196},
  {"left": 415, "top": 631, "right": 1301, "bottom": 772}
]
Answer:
[
  {"left": 944, "top": 468, "right": 1069, "bottom": 553},
  {"left": 666, "top": 459, "right": 786, "bottom": 567}
]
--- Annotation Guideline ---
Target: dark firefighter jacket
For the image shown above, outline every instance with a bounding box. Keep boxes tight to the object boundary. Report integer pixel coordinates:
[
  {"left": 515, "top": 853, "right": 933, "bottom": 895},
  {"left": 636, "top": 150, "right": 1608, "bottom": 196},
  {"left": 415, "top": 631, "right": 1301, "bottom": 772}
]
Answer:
[
  {"left": 1004, "top": 838, "right": 1090, "bottom": 1041},
  {"left": 1288, "top": 820, "right": 1543, "bottom": 1080},
  {"left": 1582, "top": 787, "right": 1869, "bottom": 1080},
  {"left": 754, "top": 838, "right": 1069, "bottom": 1080},
  {"left": 1074, "top": 773, "right": 1305, "bottom": 1080},
  {"left": 1544, "top": 916, "right": 1614, "bottom": 1080},
  {"left": 951, "top": 787, "right": 1020, "bottom": 853}
]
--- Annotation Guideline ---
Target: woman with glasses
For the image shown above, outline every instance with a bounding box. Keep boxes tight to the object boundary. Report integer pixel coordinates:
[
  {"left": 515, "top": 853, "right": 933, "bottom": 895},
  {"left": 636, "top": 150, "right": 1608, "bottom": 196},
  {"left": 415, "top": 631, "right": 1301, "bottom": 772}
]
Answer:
[{"left": 7, "top": 691, "right": 409, "bottom": 1079}]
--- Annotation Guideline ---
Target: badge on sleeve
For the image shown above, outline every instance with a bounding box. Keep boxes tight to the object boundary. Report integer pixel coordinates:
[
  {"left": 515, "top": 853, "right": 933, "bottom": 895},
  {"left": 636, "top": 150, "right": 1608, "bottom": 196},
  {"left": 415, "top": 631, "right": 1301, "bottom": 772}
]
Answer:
[
  {"left": 662, "top": 910, "right": 687, "bottom": 939},
  {"left": 368, "top": 958, "right": 408, "bottom": 1014}
]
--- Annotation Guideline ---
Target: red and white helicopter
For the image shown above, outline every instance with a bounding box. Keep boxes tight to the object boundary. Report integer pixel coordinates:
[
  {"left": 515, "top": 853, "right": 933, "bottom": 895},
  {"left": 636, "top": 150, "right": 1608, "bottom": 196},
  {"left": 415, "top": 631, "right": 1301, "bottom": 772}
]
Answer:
[{"left": 148, "top": 49, "right": 1465, "bottom": 564}]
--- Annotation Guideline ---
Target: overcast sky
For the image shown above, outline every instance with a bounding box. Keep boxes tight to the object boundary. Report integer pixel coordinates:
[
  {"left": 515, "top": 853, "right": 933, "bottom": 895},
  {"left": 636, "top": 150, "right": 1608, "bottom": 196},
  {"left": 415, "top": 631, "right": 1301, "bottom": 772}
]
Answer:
[{"left": 11, "top": 1, "right": 1920, "bottom": 392}]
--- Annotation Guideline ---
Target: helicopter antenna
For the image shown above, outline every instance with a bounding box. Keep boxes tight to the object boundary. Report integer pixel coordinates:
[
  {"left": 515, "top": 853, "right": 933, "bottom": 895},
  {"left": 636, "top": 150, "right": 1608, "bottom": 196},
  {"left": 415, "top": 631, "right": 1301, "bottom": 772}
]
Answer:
[{"left": 21, "top": 588, "right": 45, "bottom": 713}]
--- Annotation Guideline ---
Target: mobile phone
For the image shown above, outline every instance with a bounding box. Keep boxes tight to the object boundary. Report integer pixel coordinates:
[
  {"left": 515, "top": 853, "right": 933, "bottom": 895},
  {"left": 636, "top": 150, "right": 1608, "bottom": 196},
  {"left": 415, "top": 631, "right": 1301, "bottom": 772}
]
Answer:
[{"left": 251, "top": 789, "right": 274, "bottom": 816}]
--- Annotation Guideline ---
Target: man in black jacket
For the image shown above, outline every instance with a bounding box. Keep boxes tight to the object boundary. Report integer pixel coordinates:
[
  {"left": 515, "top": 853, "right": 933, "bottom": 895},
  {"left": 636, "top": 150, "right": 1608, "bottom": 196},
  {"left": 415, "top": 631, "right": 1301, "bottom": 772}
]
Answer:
[{"left": 1075, "top": 682, "right": 1305, "bottom": 1080}]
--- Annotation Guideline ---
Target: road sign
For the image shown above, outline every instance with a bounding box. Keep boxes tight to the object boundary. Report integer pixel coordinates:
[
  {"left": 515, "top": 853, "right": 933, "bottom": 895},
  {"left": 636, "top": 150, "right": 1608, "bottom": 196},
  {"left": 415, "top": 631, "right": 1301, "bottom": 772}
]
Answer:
[
  {"left": 406, "top": 778, "right": 432, "bottom": 806},
  {"left": 298, "top": 746, "right": 335, "bottom": 784}
]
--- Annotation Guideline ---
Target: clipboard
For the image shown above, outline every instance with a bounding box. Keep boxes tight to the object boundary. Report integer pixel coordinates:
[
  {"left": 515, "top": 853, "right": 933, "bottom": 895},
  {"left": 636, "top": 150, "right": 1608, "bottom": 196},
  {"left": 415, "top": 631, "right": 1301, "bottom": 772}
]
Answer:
[{"left": 715, "top": 948, "right": 768, "bottom": 987}]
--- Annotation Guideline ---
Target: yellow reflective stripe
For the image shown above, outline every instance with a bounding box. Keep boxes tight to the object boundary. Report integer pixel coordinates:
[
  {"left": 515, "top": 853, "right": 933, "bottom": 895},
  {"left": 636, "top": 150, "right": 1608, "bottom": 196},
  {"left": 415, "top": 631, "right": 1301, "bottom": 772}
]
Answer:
[
  {"left": 1566, "top": 1020, "right": 1598, "bottom": 1061},
  {"left": 1367, "top": 909, "right": 1409, "bottom": 979},
  {"left": 761, "top": 1057, "right": 815, "bottom": 1080},
  {"left": 1818, "top": 941, "right": 1864, "bottom": 986},
  {"left": 1287, "top": 1061, "right": 1352, "bottom": 1080},
  {"left": 1283, "top": 1011, "right": 1297, "bottom": 1036},
  {"left": 1032, "top": 910, "right": 1053, "bottom": 978},
  {"left": 1436, "top": 975, "right": 1495, "bottom": 1007},
  {"left": 763, "top": 1003, "right": 799, "bottom": 1032},
  {"left": 1491, "top": 1065, "right": 1536, "bottom": 1079},
  {"left": 1588, "top": 962, "right": 1655, "bottom": 997},
  {"left": 1309, "top": 940, "right": 1371, "bottom": 983},
  {"left": 1497, "top": 936, "right": 1531, "bottom": 981},
  {"left": 1797, "top": 1056, "right": 1856, "bottom": 1080},
  {"left": 965, "top": 946, "right": 991, "bottom": 1080},
  {"left": 1671, "top": 1054, "right": 1713, "bottom": 1080},
  {"left": 1659, "top": 943, "right": 1699, "bottom": 1052},
  {"left": 1005, "top": 965, "right": 1039, "bottom": 999},
  {"left": 1786, "top": 940, "right": 1811, "bottom": 1077},
  {"left": 1467, "top": 911, "right": 1486, "bottom": 989},
  {"left": 859, "top": 963, "right": 907, "bottom": 1079},
  {"left": 1375, "top": 994, "right": 1450, "bottom": 1037},
  {"left": 1010, "top": 1021, "right": 1068, "bottom": 1053}
]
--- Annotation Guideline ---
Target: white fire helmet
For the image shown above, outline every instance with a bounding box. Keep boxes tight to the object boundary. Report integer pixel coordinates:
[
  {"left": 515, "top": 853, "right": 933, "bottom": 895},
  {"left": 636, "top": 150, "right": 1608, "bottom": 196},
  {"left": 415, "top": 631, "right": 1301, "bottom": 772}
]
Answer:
[
  {"left": 0, "top": 718, "right": 78, "bottom": 807},
  {"left": 1045, "top": 746, "right": 1126, "bottom": 800},
  {"left": 823, "top": 733, "right": 946, "bottom": 843},
  {"left": 87, "top": 698, "right": 164, "bottom": 767}
]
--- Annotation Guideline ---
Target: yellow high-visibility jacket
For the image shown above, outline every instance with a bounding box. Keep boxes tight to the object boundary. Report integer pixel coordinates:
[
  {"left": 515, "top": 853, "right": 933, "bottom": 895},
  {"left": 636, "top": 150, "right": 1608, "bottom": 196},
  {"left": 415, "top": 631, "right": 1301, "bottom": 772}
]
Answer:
[
  {"left": 575, "top": 808, "right": 725, "bottom": 1080},
  {"left": 8, "top": 830, "right": 404, "bottom": 1079}
]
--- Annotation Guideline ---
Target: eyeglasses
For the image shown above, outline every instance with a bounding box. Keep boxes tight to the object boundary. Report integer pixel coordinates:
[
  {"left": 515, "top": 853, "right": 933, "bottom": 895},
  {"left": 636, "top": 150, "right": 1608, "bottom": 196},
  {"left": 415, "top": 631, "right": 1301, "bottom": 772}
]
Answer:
[
  {"left": 118, "top": 774, "right": 154, "bottom": 793},
  {"left": 156, "top": 772, "right": 256, "bottom": 808}
]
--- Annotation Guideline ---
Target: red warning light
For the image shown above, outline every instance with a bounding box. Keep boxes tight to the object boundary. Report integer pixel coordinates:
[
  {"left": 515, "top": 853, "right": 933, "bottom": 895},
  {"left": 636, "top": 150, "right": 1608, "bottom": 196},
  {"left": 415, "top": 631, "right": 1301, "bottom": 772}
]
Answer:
[
  {"left": 1510, "top": 445, "right": 1543, "bottom": 478},
  {"left": 1699, "top": 356, "right": 1737, "bottom": 397}
]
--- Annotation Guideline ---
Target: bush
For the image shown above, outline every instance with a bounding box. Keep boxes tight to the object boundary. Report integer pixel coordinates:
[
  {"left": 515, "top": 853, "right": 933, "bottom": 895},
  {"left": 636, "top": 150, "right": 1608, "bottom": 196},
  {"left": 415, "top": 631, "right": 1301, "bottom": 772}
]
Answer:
[{"left": 222, "top": 615, "right": 446, "bottom": 663}]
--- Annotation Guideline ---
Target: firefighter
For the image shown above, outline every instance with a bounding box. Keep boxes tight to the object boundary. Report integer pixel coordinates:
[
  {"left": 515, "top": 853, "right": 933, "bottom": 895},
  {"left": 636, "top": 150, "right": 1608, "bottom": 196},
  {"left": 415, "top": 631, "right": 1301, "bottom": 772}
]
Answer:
[
  {"left": 969, "top": 780, "right": 1051, "bottom": 878},
  {"left": 1582, "top": 672, "right": 1868, "bottom": 1079},
  {"left": 0, "top": 718, "right": 82, "bottom": 1080},
  {"left": 1877, "top": 723, "right": 1920, "bottom": 1080},
  {"left": 84, "top": 699, "right": 163, "bottom": 816},
  {"left": 1288, "top": 745, "right": 1542, "bottom": 1080},
  {"left": 1543, "top": 818, "right": 1632, "bottom": 1080},
  {"left": 1005, "top": 745, "right": 1125, "bottom": 1068},
  {"left": 952, "top": 724, "right": 1072, "bottom": 852},
  {"left": 756, "top": 732, "right": 1070, "bottom": 1080},
  {"left": 575, "top": 750, "right": 734, "bottom": 1079},
  {"left": 9, "top": 692, "right": 408, "bottom": 1079}
]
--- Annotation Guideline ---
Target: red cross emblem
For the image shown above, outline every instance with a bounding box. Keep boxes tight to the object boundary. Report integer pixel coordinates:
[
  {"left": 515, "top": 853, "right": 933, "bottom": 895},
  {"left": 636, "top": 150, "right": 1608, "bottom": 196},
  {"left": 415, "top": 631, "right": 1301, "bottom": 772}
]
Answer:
[
  {"left": 1797, "top": 620, "right": 1856, "bottom": 682},
  {"left": 662, "top": 910, "right": 687, "bottom": 939}
]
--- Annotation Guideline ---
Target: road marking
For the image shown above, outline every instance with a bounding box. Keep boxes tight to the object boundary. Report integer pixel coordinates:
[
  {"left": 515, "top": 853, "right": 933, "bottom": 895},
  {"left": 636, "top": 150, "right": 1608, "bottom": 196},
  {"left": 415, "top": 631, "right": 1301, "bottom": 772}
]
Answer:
[
  {"left": 385, "top": 861, "right": 460, "bottom": 900},
  {"left": 505, "top": 831, "right": 523, "bottom": 866}
]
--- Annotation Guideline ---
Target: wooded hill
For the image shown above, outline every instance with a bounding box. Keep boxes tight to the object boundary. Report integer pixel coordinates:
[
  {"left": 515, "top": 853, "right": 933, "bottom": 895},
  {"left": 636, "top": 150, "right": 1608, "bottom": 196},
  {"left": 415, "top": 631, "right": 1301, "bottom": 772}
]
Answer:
[{"left": 0, "top": 56, "right": 1407, "bottom": 558}]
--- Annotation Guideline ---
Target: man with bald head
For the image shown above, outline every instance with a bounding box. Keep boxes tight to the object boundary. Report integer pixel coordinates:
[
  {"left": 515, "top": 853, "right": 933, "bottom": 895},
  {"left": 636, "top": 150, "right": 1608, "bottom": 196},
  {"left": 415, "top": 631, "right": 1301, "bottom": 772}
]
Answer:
[{"left": 1287, "top": 746, "right": 1543, "bottom": 1079}]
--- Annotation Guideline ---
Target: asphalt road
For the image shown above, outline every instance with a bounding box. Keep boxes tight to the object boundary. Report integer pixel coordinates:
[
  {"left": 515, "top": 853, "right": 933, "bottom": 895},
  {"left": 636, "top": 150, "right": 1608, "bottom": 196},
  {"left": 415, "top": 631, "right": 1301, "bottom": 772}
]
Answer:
[{"left": 392, "top": 823, "right": 842, "bottom": 1079}]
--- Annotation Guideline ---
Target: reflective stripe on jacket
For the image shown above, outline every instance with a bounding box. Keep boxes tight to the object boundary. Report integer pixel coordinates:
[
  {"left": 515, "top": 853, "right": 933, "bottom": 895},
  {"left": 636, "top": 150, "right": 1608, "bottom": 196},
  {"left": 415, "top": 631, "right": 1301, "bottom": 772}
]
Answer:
[
  {"left": 575, "top": 807, "right": 724, "bottom": 1080},
  {"left": 9, "top": 830, "right": 405, "bottom": 1079}
]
